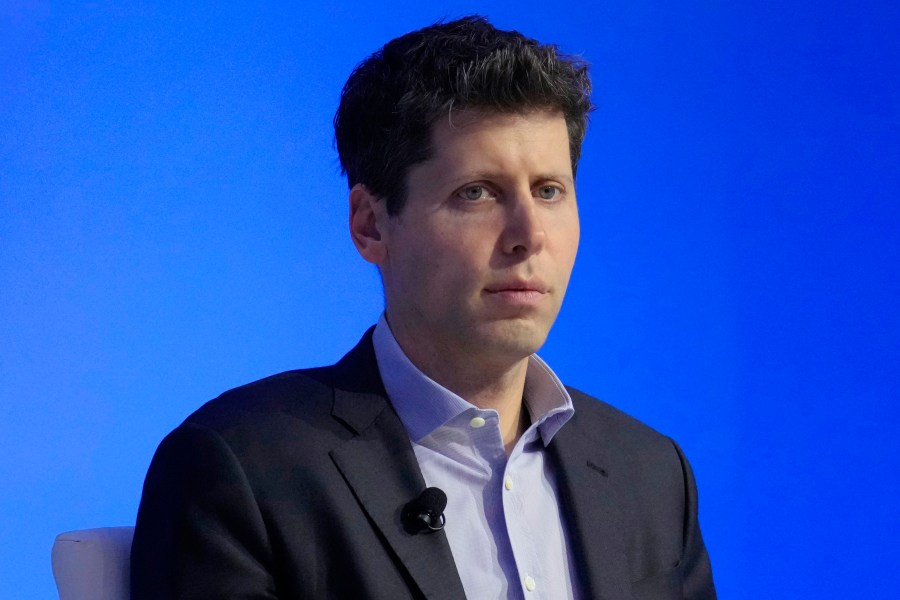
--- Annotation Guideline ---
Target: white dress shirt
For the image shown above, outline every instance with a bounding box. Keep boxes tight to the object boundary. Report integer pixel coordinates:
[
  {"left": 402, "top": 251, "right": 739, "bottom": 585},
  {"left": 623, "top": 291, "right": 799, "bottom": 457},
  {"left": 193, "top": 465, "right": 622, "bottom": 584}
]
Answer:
[{"left": 373, "top": 315, "right": 581, "bottom": 599}]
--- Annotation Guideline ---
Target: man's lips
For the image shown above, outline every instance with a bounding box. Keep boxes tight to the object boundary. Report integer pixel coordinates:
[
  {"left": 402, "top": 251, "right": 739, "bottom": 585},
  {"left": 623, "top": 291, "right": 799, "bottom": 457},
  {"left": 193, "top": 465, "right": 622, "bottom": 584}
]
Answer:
[{"left": 483, "top": 281, "right": 550, "bottom": 296}]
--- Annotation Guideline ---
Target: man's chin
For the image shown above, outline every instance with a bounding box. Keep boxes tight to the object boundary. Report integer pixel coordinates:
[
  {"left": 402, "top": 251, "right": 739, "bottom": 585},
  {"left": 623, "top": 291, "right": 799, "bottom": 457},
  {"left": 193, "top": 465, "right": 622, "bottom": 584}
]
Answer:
[{"left": 471, "top": 320, "right": 551, "bottom": 359}]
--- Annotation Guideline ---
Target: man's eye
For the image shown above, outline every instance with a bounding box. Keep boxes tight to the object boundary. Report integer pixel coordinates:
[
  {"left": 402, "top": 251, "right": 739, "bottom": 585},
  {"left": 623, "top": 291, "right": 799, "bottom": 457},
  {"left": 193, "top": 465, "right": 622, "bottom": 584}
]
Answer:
[
  {"left": 537, "top": 185, "right": 560, "bottom": 200},
  {"left": 460, "top": 186, "right": 488, "bottom": 201}
]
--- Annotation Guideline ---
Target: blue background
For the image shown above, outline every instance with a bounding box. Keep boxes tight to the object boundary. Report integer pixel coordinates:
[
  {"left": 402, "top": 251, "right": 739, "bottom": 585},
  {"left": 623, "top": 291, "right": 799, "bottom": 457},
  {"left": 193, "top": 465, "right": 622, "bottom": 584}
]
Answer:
[{"left": 2, "top": 1, "right": 898, "bottom": 597}]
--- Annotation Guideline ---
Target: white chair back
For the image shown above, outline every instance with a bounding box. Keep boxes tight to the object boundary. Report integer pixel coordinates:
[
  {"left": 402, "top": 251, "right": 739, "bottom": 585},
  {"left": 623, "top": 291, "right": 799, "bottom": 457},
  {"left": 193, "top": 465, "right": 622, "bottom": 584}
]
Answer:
[{"left": 51, "top": 527, "right": 134, "bottom": 600}]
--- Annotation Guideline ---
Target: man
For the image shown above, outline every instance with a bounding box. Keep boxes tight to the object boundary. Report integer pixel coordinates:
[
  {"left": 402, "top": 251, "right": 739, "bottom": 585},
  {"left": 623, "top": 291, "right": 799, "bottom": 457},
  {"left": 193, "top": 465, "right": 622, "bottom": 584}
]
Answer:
[{"left": 132, "top": 16, "right": 716, "bottom": 599}]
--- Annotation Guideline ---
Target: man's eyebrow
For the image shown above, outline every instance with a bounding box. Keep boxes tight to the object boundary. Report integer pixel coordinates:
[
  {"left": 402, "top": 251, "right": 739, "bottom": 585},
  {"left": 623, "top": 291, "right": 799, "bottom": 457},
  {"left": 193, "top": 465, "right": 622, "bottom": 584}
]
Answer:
[
  {"left": 441, "top": 171, "right": 575, "bottom": 187},
  {"left": 534, "top": 173, "right": 575, "bottom": 186}
]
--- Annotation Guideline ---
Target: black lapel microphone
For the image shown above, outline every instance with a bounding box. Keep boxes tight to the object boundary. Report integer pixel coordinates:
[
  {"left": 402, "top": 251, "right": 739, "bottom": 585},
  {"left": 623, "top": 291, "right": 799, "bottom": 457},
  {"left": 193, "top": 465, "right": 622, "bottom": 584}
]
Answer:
[{"left": 402, "top": 487, "right": 447, "bottom": 534}]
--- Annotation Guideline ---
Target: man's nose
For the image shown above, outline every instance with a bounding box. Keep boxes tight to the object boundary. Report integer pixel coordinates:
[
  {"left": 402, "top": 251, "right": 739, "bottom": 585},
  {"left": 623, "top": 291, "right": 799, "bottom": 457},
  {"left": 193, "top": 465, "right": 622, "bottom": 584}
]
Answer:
[{"left": 500, "top": 192, "right": 546, "bottom": 257}]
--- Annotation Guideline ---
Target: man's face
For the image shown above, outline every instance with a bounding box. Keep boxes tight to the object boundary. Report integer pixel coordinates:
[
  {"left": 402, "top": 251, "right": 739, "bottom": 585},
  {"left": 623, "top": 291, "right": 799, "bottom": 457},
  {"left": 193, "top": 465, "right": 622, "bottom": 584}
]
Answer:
[{"left": 376, "top": 109, "right": 580, "bottom": 366}]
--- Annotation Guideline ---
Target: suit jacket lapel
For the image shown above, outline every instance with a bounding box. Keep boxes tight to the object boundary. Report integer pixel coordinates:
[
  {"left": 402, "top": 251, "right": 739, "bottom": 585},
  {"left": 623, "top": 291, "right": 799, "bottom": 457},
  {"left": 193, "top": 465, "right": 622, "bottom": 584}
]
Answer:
[
  {"left": 550, "top": 409, "right": 632, "bottom": 600},
  {"left": 327, "top": 331, "right": 467, "bottom": 600}
]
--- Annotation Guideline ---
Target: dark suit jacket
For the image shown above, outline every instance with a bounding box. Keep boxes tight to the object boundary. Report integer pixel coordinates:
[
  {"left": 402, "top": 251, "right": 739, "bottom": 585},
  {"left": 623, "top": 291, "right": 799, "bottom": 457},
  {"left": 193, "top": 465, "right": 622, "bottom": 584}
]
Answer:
[{"left": 131, "top": 330, "right": 716, "bottom": 599}]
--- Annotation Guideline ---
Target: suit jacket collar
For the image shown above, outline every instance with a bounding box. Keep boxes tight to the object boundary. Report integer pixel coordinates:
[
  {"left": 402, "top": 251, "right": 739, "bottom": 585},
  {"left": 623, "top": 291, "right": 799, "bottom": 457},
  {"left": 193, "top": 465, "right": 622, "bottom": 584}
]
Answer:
[
  {"left": 327, "top": 326, "right": 388, "bottom": 434},
  {"left": 326, "top": 329, "right": 468, "bottom": 600}
]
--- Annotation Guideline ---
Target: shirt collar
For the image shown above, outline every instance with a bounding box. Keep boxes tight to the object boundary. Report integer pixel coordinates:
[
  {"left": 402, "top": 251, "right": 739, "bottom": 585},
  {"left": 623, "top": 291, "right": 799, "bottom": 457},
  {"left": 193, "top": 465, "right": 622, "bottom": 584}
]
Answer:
[{"left": 372, "top": 314, "right": 574, "bottom": 446}]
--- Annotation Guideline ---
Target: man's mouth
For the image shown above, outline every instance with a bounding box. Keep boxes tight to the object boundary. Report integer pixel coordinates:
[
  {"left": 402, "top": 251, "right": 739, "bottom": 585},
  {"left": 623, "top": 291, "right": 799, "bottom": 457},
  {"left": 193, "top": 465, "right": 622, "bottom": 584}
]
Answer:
[{"left": 484, "top": 279, "right": 549, "bottom": 294}]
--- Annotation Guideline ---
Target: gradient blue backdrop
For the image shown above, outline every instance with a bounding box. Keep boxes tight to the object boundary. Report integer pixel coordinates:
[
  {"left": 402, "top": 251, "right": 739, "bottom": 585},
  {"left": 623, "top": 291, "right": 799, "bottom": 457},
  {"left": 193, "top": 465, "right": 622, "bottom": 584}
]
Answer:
[{"left": 2, "top": 1, "right": 898, "bottom": 597}]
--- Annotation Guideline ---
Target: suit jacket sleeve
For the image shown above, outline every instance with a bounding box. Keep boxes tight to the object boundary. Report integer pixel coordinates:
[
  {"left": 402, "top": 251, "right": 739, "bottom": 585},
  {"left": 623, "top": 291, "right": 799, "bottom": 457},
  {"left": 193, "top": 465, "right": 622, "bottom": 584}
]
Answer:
[
  {"left": 131, "top": 422, "right": 278, "bottom": 599},
  {"left": 673, "top": 440, "right": 716, "bottom": 600}
]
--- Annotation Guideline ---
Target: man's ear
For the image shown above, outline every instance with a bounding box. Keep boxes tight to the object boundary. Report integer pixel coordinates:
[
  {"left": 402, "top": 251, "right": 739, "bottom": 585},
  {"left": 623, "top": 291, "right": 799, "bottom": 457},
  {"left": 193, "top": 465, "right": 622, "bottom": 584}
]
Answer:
[{"left": 349, "top": 183, "right": 389, "bottom": 265}]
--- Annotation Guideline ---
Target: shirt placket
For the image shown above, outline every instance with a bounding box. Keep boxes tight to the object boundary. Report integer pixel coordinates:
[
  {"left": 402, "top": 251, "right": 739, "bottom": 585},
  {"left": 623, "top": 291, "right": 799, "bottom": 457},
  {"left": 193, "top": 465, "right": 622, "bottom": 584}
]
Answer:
[{"left": 502, "top": 436, "right": 546, "bottom": 598}]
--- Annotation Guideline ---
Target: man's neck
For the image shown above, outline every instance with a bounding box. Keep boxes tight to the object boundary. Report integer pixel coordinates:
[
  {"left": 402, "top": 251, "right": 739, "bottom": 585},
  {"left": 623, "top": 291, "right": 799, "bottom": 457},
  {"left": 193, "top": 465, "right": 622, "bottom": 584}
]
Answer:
[
  {"left": 433, "top": 356, "right": 531, "bottom": 454},
  {"left": 389, "top": 326, "right": 532, "bottom": 452}
]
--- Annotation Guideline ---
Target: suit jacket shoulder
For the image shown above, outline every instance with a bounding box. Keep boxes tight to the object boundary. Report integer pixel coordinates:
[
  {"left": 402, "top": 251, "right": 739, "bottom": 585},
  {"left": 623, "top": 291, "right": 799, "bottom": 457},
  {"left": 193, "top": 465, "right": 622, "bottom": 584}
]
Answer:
[
  {"left": 183, "top": 327, "right": 386, "bottom": 435},
  {"left": 566, "top": 385, "right": 676, "bottom": 450},
  {"left": 132, "top": 330, "right": 467, "bottom": 600}
]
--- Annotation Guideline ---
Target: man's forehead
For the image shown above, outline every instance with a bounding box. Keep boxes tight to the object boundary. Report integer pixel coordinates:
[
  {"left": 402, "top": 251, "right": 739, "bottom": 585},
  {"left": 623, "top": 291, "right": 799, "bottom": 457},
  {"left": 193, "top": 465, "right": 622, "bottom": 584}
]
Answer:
[
  {"left": 426, "top": 109, "right": 570, "bottom": 160},
  {"left": 403, "top": 109, "right": 573, "bottom": 194}
]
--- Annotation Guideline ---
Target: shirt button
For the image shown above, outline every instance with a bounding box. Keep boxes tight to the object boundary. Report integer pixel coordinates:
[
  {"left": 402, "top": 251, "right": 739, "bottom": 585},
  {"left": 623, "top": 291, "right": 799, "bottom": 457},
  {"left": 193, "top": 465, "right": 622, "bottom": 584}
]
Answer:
[
  {"left": 469, "top": 416, "right": 486, "bottom": 428},
  {"left": 524, "top": 575, "right": 536, "bottom": 591},
  {"left": 504, "top": 476, "right": 513, "bottom": 491}
]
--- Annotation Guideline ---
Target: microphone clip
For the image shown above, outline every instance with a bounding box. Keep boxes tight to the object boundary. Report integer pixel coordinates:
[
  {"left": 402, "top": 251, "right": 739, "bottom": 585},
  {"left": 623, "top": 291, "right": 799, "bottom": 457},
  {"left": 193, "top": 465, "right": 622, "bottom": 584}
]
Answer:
[{"left": 401, "top": 487, "right": 447, "bottom": 534}]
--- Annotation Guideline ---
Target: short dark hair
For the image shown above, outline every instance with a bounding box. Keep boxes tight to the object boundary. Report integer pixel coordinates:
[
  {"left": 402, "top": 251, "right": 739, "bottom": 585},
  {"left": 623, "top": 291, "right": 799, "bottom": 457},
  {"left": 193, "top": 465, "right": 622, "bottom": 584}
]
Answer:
[{"left": 334, "top": 15, "right": 593, "bottom": 215}]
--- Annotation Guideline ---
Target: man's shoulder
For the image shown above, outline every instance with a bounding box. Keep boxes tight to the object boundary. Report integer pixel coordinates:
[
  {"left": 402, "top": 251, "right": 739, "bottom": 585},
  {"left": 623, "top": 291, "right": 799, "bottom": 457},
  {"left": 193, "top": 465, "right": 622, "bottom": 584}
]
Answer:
[
  {"left": 564, "top": 385, "right": 676, "bottom": 455},
  {"left": 181, "top": 329, "right": 383, "bottom": 437},
  {"left": 180, "top": 365, "right": 347, "bottom": 438},
  {"left": 559, "top": 387, "right": 693, "bottom": 517}
]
